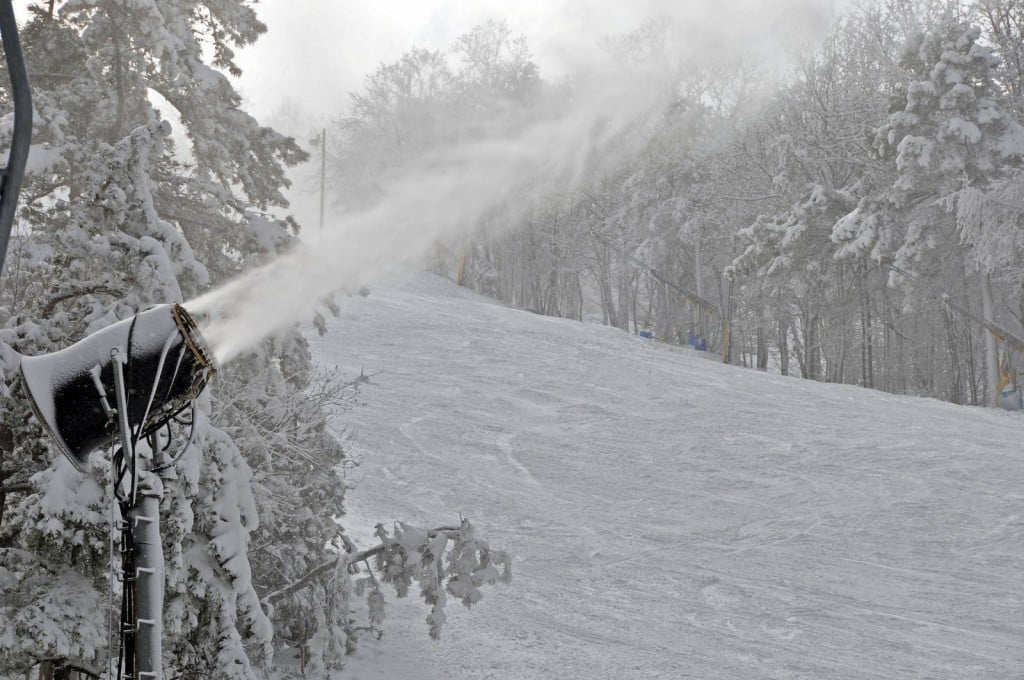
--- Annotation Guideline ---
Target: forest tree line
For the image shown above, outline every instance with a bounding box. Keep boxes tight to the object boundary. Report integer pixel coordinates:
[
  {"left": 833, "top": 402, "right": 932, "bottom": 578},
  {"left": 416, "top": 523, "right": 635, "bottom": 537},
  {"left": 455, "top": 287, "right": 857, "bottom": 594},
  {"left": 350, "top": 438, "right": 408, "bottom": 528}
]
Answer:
[{"left": 327, "top": 0, "right": 1024, "bottom": 407}]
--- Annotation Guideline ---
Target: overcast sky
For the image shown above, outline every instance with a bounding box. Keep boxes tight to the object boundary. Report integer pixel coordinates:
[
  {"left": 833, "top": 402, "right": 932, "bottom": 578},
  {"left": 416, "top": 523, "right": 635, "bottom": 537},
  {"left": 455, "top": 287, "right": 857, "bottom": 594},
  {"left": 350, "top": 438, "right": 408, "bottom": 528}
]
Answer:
[
  {"left": 226, "top": 0, "right": 849, "bottom": 228},
  {"left": 235, "top": 0, "right": 845, "bottom": 129}
]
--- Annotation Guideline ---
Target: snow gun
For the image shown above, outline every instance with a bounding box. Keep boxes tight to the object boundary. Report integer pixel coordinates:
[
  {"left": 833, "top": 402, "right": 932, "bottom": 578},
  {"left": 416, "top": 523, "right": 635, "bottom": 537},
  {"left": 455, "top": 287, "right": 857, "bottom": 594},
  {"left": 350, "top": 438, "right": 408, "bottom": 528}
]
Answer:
[
  {"left": 19, "top": 303, "right": 217, "bottom": 471},
  {"left": 18, "top": 303, "right": 216, "bottom": 680}
]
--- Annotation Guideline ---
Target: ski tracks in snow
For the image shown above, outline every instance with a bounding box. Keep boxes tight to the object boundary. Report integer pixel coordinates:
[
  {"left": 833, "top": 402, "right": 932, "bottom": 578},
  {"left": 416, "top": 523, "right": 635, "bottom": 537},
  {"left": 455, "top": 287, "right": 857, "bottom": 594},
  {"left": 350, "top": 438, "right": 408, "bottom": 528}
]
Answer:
[{"left": 309, "top": 275, "right": 1024, "bottom": 680}]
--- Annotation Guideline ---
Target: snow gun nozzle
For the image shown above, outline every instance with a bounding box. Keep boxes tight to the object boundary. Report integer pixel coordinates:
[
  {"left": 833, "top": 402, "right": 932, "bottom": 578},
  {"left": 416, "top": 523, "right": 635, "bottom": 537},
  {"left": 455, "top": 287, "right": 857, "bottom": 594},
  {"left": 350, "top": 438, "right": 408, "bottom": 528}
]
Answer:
[{"left": 19, "top": 303, "right": 217, "bottom": 471}]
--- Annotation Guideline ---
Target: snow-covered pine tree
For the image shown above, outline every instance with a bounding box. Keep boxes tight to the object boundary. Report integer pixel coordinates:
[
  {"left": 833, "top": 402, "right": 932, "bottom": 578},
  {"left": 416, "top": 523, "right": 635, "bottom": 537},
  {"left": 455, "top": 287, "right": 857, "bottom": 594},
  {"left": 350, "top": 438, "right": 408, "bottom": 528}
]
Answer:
[
  {"left": 868, "top": 15, "right": 1024, "bottom": 403},
  {"left": 0, "top": 2, "right": 349, "bottom": 677},
  {"left": 870, "top": 15, "right": 1024, "bottom": 278},
  {"left": 1, "top": 5, "right": 513, "bottom": 677}
]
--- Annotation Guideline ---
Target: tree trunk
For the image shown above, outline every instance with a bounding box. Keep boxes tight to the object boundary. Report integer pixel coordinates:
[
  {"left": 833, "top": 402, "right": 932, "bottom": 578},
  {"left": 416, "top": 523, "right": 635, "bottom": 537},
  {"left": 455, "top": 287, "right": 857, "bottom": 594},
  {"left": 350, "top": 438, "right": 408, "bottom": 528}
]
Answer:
[
  {"left": 574, "top": 274, "right": 583, "bottom": 321},
  {"left": 616, "top": 263, "right": 632, "bottom": 332},
  {"left": 695, "top": 237, "right": 704, "bottom": 338},
  {"left": 804, "top": 311, "right": 820, "bottom": 380},
  {"left": 826, "top": 314, "right": 847, "bottom": 384},
  {"left": 0, "top": 424, "right": 12, "bottom": 532},
  {"left": 981, "top": 270, "right": 1000, "bottom": 407},
  {"left": 943, "top": 303, "right": 963, "bottom": 404},
  {"left": 963, "top": 280, "right": 979, "bottom": 405},
  {"left": 111, "top": 34, "right": 127, "bottom": 145},
  {"left": 720, "top": 273, "right": 734, "bottom": 364},
  {"left": 756, "top": 326, "right": 768, "bottom": 370},
  {"left": 777, "top": 294, "right": 790, "bottom": 376},
  {"left": 860, "top": 265, "right": 874, "bottom": 388},
  {"left": 0, "top": 441, "right": 6, "bottom": 533},
  {"left": 594, "top": 244, "right": 617, "bottom": 327}
]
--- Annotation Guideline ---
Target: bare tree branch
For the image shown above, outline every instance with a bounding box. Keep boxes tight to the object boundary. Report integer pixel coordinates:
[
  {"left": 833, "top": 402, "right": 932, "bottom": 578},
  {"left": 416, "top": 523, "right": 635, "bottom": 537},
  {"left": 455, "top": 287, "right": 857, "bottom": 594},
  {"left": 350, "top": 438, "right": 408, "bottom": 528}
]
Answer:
[
  {"left": 28, "top": 657, "right": 102, "bottom": 680},
  {"left": 42, "top": 286, "right": 122, "bottom": 317}
]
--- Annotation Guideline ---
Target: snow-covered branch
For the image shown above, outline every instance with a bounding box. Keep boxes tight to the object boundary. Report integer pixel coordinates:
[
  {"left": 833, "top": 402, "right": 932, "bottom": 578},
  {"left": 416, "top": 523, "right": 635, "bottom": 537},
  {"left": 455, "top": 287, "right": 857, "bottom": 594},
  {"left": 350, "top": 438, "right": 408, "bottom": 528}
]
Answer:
[
  {"left": 365, "top": 519, "right": 513, "bottom": 640},
  {"left": 262, "top": 555, "right": 345, "bottom": 607},
  {"left": 261, "top": 519, "right": 512, "bottom": 646},
  {"left": 29, "top": 658, "right": 102, "bottom": 680}
]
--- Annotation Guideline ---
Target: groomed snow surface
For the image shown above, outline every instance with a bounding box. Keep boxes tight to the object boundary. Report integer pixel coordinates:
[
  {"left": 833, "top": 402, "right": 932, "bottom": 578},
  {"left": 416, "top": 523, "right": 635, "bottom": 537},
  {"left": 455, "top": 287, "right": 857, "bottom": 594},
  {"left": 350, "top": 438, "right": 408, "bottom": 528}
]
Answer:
[{"left": 308, "top": 274, "right": 1024, "bottom": 680}]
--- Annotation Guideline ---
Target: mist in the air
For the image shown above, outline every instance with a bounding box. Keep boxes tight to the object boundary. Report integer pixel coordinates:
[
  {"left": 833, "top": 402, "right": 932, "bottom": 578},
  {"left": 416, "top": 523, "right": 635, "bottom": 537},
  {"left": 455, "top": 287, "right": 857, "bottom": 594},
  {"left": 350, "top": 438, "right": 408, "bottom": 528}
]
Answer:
[
  {"left": 190, "top": 70, "right": 666, "bottom": 363},
  {"left": 196, "top": 0, "right": 843, "bottom": 364}
]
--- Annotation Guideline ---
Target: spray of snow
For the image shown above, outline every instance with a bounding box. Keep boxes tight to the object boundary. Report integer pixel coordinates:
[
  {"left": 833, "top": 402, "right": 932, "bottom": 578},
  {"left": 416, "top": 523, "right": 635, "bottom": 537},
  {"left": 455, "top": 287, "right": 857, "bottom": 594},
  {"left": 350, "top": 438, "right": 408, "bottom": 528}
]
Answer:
[
  {"left": 187, "top": 72, "right": 667, "bottom": 364},
  {"left": 193, "top": 0, "right": 848, "bottom": 364}
]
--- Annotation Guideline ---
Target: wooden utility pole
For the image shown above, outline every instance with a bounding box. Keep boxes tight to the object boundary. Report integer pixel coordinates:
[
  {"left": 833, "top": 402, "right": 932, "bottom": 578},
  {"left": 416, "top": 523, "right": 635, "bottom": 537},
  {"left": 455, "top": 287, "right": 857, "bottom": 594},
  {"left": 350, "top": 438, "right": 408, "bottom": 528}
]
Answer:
[{"left": 319, "top": 128, "right": 326, "bottom": 233}]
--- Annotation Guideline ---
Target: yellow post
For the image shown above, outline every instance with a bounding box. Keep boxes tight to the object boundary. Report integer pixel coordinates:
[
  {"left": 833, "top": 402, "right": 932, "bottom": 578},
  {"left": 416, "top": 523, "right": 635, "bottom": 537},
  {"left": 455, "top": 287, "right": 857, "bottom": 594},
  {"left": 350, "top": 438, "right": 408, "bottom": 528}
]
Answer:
[
  {"left": 721, "top": 320, "right": 730, "bottom": 364},
  {"left": 996, "top": 344, "right": 1012, "bottom": 406},
  {"left": 455, "top": 248, "right": 467, "bottom": 286}
]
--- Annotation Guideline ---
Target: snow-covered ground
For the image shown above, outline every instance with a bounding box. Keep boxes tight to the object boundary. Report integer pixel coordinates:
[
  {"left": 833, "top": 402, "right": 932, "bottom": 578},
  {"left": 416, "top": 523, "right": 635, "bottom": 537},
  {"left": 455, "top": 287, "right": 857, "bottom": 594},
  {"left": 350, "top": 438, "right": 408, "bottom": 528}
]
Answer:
[{"left": 307, "top": 273, "right": 1024, "bottom": 680}]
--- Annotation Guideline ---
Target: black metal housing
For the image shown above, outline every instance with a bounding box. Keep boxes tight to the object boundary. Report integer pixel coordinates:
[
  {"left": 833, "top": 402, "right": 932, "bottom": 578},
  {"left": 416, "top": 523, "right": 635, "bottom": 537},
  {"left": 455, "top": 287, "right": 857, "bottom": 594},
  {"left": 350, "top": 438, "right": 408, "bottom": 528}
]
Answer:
[{"left": 19, "top": 304, "right": 216, "bottom": 470}]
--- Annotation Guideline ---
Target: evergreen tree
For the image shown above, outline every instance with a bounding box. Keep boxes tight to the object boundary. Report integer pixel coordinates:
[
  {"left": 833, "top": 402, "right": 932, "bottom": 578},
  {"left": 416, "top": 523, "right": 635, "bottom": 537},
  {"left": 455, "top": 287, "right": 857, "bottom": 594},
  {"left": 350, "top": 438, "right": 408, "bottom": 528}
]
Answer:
[
  {"left": 0, "top": 2, "right": 342, "bottom": 677},
  {"left": 866, "top": 16, "right": 1024, "bottom": 278},
  {"left": 1, "top": 6, "right": 512, "bottom": 676}
]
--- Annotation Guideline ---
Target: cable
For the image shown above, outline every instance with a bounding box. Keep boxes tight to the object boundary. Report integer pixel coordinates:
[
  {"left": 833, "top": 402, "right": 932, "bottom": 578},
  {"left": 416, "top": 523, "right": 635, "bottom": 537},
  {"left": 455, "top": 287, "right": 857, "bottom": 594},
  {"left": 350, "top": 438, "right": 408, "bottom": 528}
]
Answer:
[
  {"left": 130, "top": 331, "right": 181, "bottom": 464},
  {"left": 163, "top": 343, "right": 189, "bottom": 411},
  {"left": 150, "top": 403, "right": 199, "bottom": 474}
]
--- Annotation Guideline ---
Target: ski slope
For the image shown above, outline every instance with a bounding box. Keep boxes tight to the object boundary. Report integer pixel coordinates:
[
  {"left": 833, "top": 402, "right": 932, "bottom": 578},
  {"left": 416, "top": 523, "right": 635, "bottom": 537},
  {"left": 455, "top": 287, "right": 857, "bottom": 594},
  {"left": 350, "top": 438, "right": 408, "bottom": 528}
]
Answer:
[{"left": 307, "top": 274, "right": 1024, "bottom": 680}]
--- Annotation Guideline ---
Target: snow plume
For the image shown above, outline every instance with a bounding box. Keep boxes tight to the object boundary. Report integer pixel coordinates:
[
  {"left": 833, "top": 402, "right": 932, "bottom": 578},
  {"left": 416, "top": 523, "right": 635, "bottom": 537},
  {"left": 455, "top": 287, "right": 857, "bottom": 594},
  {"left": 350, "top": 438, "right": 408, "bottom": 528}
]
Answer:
[
  {"left": 196, "top": 0, "right": 846, "bottom": 364},
  {"left": 188, "top": 72, "right": 667, "bottom": 364}
]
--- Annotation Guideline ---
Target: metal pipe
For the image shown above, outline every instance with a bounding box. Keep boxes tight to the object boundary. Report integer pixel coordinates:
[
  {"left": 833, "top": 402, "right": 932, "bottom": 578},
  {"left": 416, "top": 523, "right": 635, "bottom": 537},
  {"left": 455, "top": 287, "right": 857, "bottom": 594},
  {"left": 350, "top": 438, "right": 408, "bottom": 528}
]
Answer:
[
  {"left": 113, "top": 351, "right": 165, "bottom": 678},
  {"left": 131, "top": 488, "right": 164, "bottom": 680},
  {"left": 0, "top": 0, "right": 32, "bottom": 277},
  {"left": 111, "top": 348, "right": 137, "bottom": 503}
]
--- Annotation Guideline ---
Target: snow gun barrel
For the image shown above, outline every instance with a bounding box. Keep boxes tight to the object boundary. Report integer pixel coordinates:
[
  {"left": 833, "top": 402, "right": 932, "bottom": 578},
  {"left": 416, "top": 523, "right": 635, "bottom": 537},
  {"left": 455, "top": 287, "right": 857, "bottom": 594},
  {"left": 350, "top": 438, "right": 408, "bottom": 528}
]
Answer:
[{"left": 19, "top": 303, "right": 217, "bottom": 471}]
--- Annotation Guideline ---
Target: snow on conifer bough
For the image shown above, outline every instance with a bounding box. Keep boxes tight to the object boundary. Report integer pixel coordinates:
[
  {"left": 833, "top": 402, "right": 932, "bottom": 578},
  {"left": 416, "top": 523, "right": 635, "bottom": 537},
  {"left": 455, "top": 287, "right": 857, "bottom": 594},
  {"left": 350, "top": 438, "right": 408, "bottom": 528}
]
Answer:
[{"left": 19, "top": 303, "right": 217, "bottom": 471}]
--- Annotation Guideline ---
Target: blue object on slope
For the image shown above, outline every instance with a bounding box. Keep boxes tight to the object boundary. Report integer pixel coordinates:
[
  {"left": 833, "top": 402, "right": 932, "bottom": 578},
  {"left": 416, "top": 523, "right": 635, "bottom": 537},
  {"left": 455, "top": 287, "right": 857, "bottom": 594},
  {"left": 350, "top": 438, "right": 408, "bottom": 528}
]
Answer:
[{"left": 1000, "top": 386, "right": 1023, "bottom": 411}]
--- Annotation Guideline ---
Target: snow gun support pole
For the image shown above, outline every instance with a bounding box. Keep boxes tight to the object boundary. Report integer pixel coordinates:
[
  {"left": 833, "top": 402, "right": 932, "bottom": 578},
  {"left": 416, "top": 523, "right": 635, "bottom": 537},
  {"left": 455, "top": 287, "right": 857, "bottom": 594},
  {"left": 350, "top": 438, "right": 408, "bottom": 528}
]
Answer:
[
  {"left": 20, "top": 304, "right": 216, "bottom": 680},
  {"left": 0, "top": 0, "right": 32, "bottom": 279},
  {"left": 111, "top": 350, "right": 164, "bottom": 680}
]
